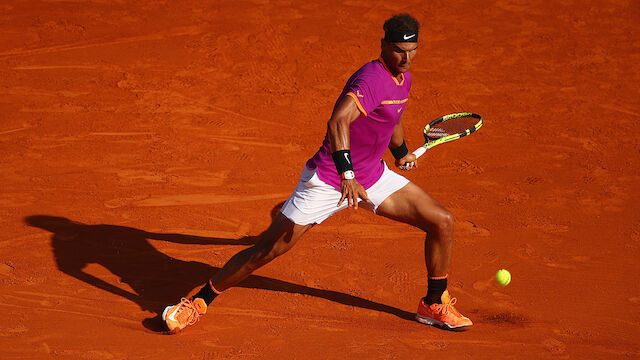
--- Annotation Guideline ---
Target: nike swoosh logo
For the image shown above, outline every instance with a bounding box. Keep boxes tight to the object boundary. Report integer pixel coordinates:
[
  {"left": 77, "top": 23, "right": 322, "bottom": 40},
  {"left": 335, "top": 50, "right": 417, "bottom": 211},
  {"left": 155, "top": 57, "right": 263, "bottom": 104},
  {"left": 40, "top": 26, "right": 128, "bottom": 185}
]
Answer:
[
  {"left": 343, "top": 153, "right": 351, "bottom": 164},
  {"left": 167, "top": 307, "right": 179, "bottom": 322},
  {"left": 356, "top": 90, "right": 364, "bottom": 98},
  {"left": 403, "top": 34, "right": 416, "bottom": 40},
  {"left": 397, "top": 108, "right": 402, "bottom": 113}
]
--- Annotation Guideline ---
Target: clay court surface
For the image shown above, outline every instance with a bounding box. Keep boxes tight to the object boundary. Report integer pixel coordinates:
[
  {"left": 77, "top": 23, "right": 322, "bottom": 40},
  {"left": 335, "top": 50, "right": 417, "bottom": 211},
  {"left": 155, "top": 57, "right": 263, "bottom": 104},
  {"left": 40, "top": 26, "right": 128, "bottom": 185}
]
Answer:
[{"left": 1, "top": 0, "right": 639, "bottom": 358}]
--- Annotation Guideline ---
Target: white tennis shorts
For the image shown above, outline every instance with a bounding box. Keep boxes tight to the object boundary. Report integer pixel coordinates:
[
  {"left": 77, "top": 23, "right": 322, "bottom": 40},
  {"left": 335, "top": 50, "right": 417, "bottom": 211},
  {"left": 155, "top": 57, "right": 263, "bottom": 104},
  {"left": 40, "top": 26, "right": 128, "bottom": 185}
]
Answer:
[{"left": 281, "top": 162, "right": 410, "bottom": 225}]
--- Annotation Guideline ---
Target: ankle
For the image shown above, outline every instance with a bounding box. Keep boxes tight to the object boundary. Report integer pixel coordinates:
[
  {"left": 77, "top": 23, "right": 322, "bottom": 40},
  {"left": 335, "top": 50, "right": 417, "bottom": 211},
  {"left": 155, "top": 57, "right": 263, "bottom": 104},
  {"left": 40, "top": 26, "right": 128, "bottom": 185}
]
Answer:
[
  {"left": 193, "top": 280, "right": 222, "bottom": 306},
  {"left": 425, "top": 275, "right": 447, "bottom": 304}
]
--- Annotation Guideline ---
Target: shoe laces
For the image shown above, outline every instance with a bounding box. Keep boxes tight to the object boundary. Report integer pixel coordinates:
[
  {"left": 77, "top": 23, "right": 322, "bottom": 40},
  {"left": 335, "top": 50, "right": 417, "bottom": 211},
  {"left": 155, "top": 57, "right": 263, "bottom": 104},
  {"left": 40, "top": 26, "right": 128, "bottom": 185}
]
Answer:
[
  {"left": 432, "top": 297, "right": 458, "bottom": 316},
  {"left": 175, "top": 297, "right": 201, "bottom": 325}
]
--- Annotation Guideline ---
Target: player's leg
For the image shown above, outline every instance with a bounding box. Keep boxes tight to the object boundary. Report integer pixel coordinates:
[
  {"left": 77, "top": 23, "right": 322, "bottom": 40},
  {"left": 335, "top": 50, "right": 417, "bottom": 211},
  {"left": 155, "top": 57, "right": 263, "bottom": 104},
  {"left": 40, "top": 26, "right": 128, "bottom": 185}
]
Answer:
[
  {"left": 376, "top": 182, "right": 453, "bottom": 277},
  {"left": 375, "top": 182, "right": 472, "bottom": 330},
  {"left": 162, "top": 164, "right": 348, "bottom": 333},
  {"left": 210, "top": 212, "right": 313, "bottom": 291},
  {"left": 162, "top": 213, "right": 312, "bottom": 333}
]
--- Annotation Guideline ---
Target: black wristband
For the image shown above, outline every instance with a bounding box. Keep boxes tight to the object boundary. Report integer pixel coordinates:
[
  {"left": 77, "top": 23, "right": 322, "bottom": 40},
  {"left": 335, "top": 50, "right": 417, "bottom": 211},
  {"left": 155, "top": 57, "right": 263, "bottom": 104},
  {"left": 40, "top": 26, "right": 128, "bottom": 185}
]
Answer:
[
  {"left": 332, "top": 150, "right": 354, "bottom": 174},
  {"left": 390, "top": 140, "right": 409, "bottom": 160}
]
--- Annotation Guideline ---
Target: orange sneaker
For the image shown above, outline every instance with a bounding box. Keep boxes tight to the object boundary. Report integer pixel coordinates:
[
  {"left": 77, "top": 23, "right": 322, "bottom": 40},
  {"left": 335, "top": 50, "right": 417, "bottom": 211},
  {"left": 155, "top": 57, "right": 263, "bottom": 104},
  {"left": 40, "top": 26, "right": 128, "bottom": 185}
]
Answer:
[
  {"left": 415, "top": 290, "right": 472, "bottom": 331},
  {"left": 162, "top": 297, "right": 207, "bottom": 334}
]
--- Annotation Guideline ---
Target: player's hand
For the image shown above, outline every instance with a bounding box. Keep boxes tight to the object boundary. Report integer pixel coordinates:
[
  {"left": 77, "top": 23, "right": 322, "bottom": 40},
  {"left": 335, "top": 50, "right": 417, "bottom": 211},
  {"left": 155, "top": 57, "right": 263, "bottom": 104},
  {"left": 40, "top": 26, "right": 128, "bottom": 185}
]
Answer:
[
  {"left": 338, "top": 179, "right": 369, "bottom": 209},
  {"left": 395, "top": 153, "right": 417, "bottom": 170}
]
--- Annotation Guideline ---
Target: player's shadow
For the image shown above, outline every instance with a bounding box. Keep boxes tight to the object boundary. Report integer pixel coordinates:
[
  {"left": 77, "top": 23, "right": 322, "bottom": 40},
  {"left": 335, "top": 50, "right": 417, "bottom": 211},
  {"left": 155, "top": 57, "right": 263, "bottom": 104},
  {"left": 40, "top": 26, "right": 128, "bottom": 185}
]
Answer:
[{"left": 25, "top": 203, "right": 414, "bottom": 332}]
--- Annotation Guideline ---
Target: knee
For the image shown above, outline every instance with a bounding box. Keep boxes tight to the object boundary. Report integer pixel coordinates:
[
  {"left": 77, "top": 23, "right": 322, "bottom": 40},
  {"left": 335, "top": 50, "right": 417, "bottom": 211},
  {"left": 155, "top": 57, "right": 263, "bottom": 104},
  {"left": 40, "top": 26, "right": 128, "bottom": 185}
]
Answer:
[
  {"left": 254, "top": 241, "right": 292, "bottom": 264},
  {"left": 268, "top": 241, "right": 294, "bottom": 259},
  {"left": 438, "top": 209, "right": 454, "bottom": 233},
  {"left": 419, "top": 208, "right": 454, "bottom": 235}
]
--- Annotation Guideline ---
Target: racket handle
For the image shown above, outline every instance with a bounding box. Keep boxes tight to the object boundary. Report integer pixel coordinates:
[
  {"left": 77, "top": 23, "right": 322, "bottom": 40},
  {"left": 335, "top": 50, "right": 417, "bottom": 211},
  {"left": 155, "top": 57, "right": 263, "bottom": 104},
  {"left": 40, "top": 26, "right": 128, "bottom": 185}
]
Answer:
[{"left": 412, "top": 146, "right": 427, "bottom": 159}]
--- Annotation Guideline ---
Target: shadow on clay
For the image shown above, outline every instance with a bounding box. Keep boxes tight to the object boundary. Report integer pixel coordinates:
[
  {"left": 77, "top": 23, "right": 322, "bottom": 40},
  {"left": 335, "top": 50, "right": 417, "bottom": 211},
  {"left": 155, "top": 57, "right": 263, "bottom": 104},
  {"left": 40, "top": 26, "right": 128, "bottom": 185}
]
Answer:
[{"left": 24, "top": 202, "right": 414, "bottom": 333}]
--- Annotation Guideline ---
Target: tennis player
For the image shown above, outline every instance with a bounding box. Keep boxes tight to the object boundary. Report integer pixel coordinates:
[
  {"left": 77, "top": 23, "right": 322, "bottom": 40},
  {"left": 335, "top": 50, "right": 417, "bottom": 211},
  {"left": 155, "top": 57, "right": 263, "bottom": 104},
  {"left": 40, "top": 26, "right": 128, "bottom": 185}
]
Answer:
[{"left": 163, "top": 14, "right": 472, "bottom": 332}]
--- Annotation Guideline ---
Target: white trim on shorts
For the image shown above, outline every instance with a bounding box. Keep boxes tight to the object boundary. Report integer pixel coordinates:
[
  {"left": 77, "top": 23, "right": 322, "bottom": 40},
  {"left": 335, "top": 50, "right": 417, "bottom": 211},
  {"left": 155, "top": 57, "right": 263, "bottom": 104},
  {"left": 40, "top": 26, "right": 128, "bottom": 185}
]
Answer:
[{"left": 280, "top": 162, "right": 410, "bottom": 225}]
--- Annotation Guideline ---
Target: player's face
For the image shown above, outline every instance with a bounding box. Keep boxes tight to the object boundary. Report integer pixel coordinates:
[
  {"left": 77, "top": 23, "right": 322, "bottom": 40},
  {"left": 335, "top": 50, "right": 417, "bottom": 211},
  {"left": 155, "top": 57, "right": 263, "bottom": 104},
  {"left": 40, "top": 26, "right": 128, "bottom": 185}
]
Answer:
[{"left": 381, "top": 40, "right": 418, "bottom": 76}]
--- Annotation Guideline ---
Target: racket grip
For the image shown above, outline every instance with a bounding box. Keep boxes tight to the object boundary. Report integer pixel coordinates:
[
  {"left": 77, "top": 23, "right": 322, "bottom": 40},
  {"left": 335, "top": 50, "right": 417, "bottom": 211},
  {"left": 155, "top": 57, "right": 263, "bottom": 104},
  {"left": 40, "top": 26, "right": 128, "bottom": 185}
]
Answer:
[
  {"left": 400, "top": 146, "right": 427, "bottom": 170},
  {"left": 412, "top": 146, "right": 427, "bottom": 159}
]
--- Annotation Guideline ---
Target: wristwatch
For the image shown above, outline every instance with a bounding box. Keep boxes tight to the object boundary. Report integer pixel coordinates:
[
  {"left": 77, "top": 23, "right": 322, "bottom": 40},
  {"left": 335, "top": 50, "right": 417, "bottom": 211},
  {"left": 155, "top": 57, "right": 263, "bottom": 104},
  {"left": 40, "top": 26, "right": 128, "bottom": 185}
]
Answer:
[{"left": 341, "top": 170, "right": 355, "bottom": 180}]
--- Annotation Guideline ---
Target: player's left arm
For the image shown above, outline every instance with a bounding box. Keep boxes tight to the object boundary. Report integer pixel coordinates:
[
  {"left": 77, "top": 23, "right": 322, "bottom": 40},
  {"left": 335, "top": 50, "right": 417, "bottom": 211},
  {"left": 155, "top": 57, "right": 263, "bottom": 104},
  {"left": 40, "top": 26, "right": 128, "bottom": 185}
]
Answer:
[{"left": 389, "top": 117, "right": 417, "bottom": 170}]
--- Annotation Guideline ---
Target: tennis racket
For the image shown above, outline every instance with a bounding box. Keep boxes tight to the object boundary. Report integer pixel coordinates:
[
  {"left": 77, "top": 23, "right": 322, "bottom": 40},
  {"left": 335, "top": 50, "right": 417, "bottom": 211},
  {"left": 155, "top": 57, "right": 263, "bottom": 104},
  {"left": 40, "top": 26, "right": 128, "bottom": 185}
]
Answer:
[{"left": 401, "top": 112, "right": 483, "bottom": 169}]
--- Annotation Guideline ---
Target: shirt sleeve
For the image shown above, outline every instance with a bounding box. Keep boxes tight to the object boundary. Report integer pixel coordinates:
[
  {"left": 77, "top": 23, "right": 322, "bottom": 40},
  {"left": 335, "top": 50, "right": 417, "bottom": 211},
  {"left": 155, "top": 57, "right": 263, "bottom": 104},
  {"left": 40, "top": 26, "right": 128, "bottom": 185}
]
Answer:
[{"left": 345, "top": 76, "right": 383, "bottom": 117}]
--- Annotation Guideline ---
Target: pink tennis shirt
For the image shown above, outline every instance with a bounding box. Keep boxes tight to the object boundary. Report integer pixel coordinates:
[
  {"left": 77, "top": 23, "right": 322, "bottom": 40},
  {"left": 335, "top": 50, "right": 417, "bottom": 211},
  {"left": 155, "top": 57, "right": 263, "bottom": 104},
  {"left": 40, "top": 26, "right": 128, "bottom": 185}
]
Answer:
[{"left": 306, "top": 58, "right": 412, "bottom": 190}]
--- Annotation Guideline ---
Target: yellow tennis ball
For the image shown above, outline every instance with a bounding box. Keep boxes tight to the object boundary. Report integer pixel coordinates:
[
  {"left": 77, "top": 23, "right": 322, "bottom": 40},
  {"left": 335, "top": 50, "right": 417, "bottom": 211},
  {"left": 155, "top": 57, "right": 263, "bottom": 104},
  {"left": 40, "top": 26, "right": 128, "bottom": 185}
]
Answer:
[{"left": 496, "top": 269, "right": 511, "bottom": 286}]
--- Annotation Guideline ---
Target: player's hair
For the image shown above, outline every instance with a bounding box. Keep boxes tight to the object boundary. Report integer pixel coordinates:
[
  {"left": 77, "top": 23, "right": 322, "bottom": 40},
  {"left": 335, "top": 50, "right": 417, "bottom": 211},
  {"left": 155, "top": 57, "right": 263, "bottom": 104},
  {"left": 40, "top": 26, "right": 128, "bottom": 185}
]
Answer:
[{"left": 383, "top": 14, "right": 420, "bottom": 34}]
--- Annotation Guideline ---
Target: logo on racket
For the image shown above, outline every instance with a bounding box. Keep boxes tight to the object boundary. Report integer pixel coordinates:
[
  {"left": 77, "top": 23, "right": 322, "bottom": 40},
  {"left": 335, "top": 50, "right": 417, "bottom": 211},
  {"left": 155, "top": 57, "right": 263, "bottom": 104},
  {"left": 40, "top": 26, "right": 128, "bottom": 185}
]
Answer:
[{"left": 427, "top": 128, "right": 450, "bottom": 137}]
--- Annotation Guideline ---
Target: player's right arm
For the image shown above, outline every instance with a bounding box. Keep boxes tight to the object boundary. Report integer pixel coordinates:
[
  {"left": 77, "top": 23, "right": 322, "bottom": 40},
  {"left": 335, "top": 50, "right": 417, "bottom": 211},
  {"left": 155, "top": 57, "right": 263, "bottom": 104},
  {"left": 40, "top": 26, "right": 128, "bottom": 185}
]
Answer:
[{"left": 327, "top": 95, "right": 369, "bottom": 209}]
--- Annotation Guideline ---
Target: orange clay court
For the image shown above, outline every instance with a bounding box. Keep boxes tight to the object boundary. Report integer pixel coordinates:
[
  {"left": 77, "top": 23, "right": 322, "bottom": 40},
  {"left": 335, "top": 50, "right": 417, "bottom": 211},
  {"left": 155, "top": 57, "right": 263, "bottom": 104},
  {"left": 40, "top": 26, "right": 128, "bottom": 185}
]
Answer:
[{"left": 0, "top": 1, "right": 638, "bottom": 359}]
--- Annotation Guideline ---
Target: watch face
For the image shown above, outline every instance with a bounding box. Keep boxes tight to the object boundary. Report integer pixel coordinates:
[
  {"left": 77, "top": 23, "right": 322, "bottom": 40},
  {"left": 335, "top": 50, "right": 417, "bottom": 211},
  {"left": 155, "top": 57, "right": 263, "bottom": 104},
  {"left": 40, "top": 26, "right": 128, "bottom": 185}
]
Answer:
[{"left": 342, "top": 170, "right": 355, "bottom": 180}]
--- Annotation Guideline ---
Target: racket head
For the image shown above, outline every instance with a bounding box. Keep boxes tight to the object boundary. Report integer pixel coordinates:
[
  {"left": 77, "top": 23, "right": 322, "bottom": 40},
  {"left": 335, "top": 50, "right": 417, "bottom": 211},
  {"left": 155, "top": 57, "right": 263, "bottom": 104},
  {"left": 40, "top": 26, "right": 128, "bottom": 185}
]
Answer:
[{"left": 423, "top": 112, "right": 482, "bottom": 148}]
